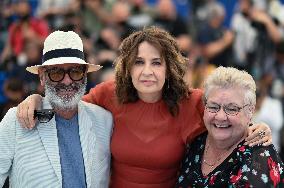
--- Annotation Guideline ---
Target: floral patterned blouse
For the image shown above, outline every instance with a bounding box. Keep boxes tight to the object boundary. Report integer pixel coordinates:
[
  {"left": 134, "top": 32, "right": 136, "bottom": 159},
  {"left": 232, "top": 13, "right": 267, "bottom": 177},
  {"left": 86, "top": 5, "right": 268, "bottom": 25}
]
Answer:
[{"left": 176, "top": 133, "right": 284, "bottom": 188}]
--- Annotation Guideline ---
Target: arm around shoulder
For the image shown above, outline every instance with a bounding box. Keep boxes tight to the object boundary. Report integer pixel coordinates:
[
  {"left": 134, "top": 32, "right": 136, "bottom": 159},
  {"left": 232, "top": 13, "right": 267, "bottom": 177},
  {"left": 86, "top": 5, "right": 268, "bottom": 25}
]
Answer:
[{"left": 82, "top": 80, "right": 116, "bottom": 110}]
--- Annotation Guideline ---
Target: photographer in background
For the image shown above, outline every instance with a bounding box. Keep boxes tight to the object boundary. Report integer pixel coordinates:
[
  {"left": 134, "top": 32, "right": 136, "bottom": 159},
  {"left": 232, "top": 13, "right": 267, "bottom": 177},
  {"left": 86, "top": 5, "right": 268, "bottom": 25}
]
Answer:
[{"left": 231, "top": 0, "right": 283, "bottom": 79}]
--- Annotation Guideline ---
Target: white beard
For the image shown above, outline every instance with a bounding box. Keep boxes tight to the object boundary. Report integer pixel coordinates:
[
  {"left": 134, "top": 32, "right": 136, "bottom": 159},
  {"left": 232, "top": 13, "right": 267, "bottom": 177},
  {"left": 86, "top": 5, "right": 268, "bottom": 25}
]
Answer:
[{"left": 45, "top": 77, "right": 87, "bottom": 111}]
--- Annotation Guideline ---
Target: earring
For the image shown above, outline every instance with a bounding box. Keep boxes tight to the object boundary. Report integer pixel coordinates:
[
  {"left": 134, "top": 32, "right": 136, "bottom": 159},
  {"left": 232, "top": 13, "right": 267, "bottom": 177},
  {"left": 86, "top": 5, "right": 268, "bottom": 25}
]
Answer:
[{"left": 167, "top": 79, "right": 170, "bottom": 89}]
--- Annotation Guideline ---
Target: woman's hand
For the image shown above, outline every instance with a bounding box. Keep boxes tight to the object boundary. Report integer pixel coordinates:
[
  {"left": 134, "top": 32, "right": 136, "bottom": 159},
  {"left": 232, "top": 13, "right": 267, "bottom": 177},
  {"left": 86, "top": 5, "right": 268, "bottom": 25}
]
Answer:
[
  {"left": 16, "top": 94, "right": 43, "bottom": 129},
  {"left": 245, "top": 123, "right": 272, "bottom": 146}
]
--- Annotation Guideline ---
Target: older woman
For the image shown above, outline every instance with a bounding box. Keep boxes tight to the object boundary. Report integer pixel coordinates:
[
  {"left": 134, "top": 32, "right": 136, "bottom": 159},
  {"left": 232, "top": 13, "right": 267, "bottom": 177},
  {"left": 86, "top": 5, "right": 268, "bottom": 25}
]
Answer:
[
  {"left": 17, "top": 28, "right": 271, "bottom": 188},
  {"left": 176, "top": 67, "right": 284, "bottom": 187}
]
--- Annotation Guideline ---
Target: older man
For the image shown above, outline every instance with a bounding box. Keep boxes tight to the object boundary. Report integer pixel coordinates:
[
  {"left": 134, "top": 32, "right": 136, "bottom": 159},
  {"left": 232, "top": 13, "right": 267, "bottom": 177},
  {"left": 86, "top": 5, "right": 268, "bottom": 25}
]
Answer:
[{"left": 0, "top": 31, "right": 113, "bottom": 188}]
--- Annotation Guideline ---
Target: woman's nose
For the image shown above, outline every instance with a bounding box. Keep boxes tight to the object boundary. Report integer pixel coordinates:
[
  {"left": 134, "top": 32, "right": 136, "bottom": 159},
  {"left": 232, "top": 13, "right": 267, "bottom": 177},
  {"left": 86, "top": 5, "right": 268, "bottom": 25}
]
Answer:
[
  {"left": 214, "top": 107, "right": 228, "bottom": 120},
  {"left": 142, "top": 64, "right": 153, "bottom": 75}
]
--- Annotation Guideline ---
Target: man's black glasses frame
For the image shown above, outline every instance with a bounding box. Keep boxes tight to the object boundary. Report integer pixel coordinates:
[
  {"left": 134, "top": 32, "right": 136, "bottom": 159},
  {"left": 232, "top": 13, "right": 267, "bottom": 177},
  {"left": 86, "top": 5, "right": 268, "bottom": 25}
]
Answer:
[
  {"left": 45, "top": 66, "right": 87, "bottom": 82},
  {"left": 34, "top": 109, "right": 55, "bottom": 123}
]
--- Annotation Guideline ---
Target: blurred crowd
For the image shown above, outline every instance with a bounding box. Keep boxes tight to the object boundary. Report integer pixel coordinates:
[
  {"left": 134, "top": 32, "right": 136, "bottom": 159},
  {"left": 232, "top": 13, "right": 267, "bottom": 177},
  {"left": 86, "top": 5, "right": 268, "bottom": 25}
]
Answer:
[{"left": 1, "top": 0, "right": 284, "bottom": 157}]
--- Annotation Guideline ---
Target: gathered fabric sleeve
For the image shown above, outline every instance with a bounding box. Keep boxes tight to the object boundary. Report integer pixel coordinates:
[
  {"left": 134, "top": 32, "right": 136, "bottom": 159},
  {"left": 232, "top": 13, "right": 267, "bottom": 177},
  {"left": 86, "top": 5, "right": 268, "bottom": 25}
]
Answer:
[
  {"left": 82, "top": 80, "right": 117, "bottom": 112},
  {"left": 237, "top": 145, "right": 284, "bottom": 187},
  {"left": 0, "top": 108, "right": 16, "bottom": 187},
  {"left": 180, "top": 89, "right": 206, "bottom": 144}
]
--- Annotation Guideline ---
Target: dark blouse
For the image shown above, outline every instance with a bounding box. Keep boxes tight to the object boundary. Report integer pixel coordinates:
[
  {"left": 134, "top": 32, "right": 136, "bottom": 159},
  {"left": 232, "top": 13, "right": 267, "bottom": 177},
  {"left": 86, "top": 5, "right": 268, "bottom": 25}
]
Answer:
[{"left": 176, "top": 133, "right": 284, "bottom": 188}]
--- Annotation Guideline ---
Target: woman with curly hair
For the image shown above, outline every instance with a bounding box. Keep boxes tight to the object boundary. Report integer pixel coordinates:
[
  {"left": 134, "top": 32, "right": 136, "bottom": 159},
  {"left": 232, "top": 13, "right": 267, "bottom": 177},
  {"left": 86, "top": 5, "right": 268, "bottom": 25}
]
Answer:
[{"left": 16, "top": 27, "right": 271, "bottom": 188}]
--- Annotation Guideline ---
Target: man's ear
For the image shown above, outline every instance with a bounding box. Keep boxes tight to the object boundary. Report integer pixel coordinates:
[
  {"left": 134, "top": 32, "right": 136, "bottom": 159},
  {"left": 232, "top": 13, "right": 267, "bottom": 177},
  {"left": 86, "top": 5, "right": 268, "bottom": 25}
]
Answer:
[{"left": 38, "top": 68, "right": 45, "bottom": 86}]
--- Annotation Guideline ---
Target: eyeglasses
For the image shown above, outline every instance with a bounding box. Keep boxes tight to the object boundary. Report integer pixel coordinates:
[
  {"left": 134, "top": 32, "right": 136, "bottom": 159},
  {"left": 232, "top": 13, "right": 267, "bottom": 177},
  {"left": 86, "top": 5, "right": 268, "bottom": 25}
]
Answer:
[
  {"left": 45, "top": 66, "right": 87, "bottom": 82},
  {"left": 205, "top": 102, "right": 249, "bottom": 116},
  {"left": 34, "top": 109, "right": 55, "bottom": 123}
]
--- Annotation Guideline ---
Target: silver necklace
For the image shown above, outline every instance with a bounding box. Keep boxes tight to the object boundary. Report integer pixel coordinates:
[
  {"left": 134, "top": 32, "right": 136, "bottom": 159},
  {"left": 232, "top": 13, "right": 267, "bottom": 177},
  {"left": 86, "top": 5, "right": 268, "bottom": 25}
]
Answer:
[
  {"left": 203, "top": 144, "right": 223, "bottom": 168},
  {"left": 203, "top": 143, "right": 227, "bottom": 168}
]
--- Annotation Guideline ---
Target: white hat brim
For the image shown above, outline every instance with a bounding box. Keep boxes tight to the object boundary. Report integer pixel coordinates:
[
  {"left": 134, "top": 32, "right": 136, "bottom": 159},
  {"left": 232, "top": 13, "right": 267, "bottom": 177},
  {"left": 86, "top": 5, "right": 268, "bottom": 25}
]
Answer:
[{"left": 26, "top": 57, "right": 102, "bottom": 74}]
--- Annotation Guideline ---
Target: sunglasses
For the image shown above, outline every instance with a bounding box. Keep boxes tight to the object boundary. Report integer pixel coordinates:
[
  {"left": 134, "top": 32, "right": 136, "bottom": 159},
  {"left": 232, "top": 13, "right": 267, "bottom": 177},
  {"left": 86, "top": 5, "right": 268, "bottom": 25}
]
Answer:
[
  {"left": 45, "top": 66, "right": 87, "bottom": 82},
  {"left": 34, "top": 109, "right": 55, "bottom": 123}
]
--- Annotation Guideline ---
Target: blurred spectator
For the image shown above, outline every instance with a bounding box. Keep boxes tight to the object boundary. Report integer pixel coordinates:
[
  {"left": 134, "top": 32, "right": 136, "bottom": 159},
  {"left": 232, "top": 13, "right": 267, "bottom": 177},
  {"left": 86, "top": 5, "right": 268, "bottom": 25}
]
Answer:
[
  {"left": 95, "top": 27, "right": 121, "bottom": 51},
  {"left": 0, "top": 40, "right": 42, "bottom": 116},
  {"left": 267, "top": 40, "right": 284, "bottom": 113},
  {"left": 127, "top": 0, "right": 155, "bottom": 30},
  {"left": 71, "top": 0, "right": 135, "bottom": 39},
  {"left": 36, "top": 0, "right": 73, "bottom": 30},
  {"left": 10, "top": 41, "right": 41, "bottom": 94},
  {"left": 189, "top": 0, "right": 217, "bottom": 37},
  {"left": 231, "top": 0, "right": 283, "bottom": 79},
  {"left": 190, "top": 0, "right": 212, "bottom": 23},
  {"left": 176, "top": 34, "right": 193, "bottom": 57},
  {"left": 1, "top": 0, "right": 49, "bottom": 63},
  {"left": 253, "top": 77, "right": 283, "bottom": 151},
  {"left": 0, "top": 1, "right": 14, "bottom": 55},
  {"left": 0, "top": 77, "right": 26, "bottom": 120},
  {"left": 153, "top": 0, "right": 189, "bottom": 37},
  {"left": 146, "top": 0, "right": 190, "bottom": 20},
  {"left": 109, "top": 1, "right": 136, "bottom": 39},
  {"left": 90, "top": 27, "right": 118, "bottom": 87},
  {"left": 196, "top": 1, "right": 234, "bottom": 67},
  {"left": 69, "top": 0, "right": 112, "bottom": 38},
  {"left": 230, "top": 0, "right": 257, "bottom": 71}
]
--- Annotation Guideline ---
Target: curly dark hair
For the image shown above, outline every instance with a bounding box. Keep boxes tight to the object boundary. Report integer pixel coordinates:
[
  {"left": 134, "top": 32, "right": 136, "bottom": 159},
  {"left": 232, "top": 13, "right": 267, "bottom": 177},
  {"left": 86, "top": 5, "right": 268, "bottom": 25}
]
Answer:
[{"left": 114, "top": 26, "right": 189, "bottom": 116}]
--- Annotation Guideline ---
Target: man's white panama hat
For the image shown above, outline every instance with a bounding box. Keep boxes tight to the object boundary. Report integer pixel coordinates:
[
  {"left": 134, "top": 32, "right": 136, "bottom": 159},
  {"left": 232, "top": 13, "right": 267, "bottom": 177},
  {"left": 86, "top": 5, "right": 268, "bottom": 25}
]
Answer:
[{"left": 26, "top": 30, "right": 102, "bottom": 74}]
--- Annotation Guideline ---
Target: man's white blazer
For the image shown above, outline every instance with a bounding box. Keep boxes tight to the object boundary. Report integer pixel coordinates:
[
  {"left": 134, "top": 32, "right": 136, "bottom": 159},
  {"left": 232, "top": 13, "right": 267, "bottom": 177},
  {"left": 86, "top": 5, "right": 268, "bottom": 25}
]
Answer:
[{"left": 0, "top": 99, "right": 113, "bottom": 188}]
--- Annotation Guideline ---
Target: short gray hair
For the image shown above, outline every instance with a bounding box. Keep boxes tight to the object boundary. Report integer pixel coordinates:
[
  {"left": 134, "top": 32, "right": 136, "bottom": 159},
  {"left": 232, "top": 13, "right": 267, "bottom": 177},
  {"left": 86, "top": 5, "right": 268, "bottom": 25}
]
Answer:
[
  {"left": 206, "top": 2, "right": 225, "bottom": 20},
  {"left": 203, "top": 66, "right": 256, "bottom": 106}
]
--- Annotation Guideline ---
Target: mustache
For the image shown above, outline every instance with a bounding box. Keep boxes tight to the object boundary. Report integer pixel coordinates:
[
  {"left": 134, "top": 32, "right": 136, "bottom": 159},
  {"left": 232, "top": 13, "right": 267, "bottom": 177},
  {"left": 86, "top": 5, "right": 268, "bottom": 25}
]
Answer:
[{"left": 54, "top": 82, "right": 81, "bottom": 92}]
